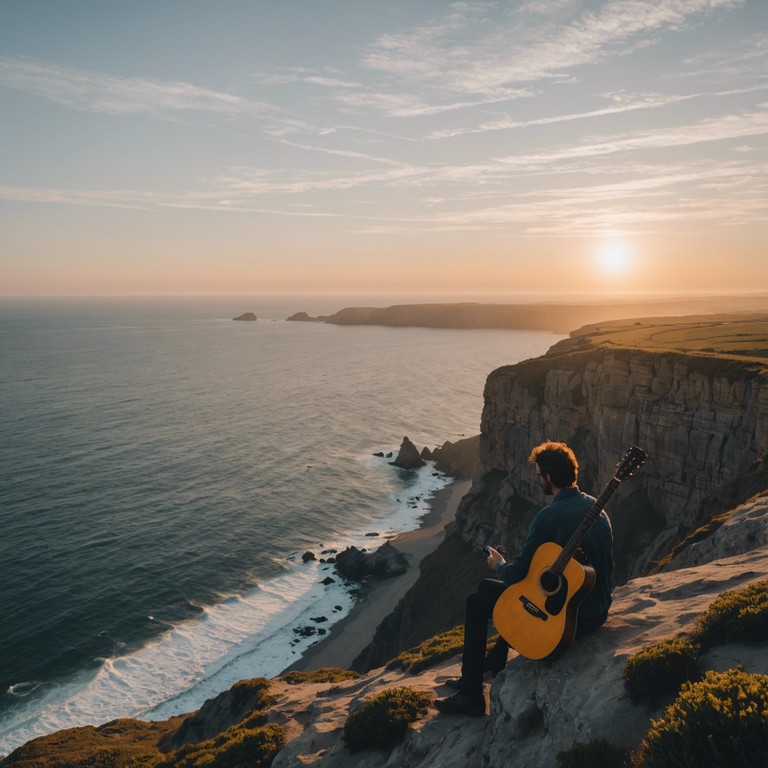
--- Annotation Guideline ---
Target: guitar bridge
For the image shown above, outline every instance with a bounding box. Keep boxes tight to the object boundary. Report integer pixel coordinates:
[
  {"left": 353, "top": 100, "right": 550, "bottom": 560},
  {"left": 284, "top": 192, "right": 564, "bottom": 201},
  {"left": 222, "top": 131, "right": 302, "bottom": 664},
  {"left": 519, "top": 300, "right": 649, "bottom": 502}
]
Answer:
[{"left": 519, "top": 595, "right": 548, "bottom": 621}]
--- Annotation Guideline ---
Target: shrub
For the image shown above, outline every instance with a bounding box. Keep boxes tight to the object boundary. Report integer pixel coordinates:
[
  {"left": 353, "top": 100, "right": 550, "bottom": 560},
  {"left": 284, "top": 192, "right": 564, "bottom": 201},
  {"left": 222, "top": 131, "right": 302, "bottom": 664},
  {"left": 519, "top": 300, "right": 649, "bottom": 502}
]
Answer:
[
  {"left": 555, "top": 739, "right": 629, "bottom": 768},
  {"left": 67, "top": 747, "right": 162, "bottom": 768},
  {"left": 621, "top": 638, "right": 701, "bottom": 704},
  {"left": 631, "top": 668, "right": 768, "bottom": 767},
  {"left": 159, "top": 722, "right": 285, "bottom": 768},
  {"left": 226, "top": 678, "right": 275, "bottom": 711},
  {"left": 342, "top": 687, "right": 432, "bottom": 754},
  {"left": 386, "top": 626, "right": 465, "bottom": 673},
  {"left": 279, "top": 667, "right": 360, "bottom": 684},
  {"left": 691, "top": 579, "right": 768, "bottom": 649},
  {"left": 386, "top": 627, "right": 502, "bottom": 673}
]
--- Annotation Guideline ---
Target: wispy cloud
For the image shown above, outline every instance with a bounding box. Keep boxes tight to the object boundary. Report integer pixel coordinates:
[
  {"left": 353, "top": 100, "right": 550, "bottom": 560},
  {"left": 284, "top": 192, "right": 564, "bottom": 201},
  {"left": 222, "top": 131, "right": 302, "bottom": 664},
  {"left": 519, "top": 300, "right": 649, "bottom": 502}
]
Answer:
[
  {"left": 361, "top": 0, "right": 745, "bottom": 97},
  {"left": 0, "top": 55, "right": 277, "bottom": 117},
  {"left": 427, "top": 84, "right": 768, "bottom": 139},
  {"left": 261, "top": 0, "right": 747, "bottom": 121},
  {"left": 3, "top": 105, "right": 763, "bottom": 237},
  {"left": 490, "top": 106, "right": 768, "bottom": 171}
]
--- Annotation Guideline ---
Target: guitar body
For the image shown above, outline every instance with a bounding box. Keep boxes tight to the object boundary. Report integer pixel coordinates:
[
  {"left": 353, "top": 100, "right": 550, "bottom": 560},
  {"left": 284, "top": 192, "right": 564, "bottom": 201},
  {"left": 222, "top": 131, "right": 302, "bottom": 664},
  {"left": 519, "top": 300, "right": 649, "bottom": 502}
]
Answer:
[{"left": 492, "top": 541, "right": 596, "bottom": 661}]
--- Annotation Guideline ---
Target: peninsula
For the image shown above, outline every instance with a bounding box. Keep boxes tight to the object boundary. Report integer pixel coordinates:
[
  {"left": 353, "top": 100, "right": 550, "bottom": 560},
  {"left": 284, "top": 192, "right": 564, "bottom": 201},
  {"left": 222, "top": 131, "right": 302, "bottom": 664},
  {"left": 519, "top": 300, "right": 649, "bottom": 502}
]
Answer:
[{"left": 287, "top": 295, "right": 768, "bottom": 333}]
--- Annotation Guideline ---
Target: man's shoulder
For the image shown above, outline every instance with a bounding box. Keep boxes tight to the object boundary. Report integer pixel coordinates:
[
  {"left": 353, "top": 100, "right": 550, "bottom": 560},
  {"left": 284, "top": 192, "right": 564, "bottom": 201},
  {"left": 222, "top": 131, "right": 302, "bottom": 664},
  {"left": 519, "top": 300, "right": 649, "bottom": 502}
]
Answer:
[{"left": 545, "top": 487, "right": 595, "bottom": 510}]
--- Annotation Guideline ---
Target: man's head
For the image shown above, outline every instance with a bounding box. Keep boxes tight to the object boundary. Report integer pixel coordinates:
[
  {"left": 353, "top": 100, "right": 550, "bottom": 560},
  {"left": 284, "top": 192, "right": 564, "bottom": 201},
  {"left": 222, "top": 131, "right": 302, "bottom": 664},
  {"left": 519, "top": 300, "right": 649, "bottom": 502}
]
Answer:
[{"left": 528, "top": 441, "right": 578, "bottom": 495}]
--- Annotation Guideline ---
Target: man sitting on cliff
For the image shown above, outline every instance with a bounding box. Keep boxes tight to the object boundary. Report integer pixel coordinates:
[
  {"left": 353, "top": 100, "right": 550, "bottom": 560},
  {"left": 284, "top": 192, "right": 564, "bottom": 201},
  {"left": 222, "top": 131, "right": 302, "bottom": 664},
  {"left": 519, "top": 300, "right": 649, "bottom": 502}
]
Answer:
[{"left": 434, "top": 441, "right": 614, "bottom": 717}]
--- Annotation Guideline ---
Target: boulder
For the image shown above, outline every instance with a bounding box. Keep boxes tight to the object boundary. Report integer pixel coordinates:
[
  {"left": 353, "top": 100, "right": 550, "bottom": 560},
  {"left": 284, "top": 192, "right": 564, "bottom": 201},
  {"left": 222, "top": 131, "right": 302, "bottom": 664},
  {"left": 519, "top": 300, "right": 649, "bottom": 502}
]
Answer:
[
  {"left": 334, "top": 542, "right": 409, "bottom": 581},
  {"left": 392, "top": 436, "right": 426, "bottom": 469}
]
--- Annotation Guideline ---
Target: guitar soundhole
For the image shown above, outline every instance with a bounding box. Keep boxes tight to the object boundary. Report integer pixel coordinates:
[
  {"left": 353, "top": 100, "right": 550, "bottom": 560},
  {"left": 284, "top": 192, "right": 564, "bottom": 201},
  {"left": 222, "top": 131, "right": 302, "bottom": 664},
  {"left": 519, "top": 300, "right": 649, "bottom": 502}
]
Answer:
[{"left": 539, "top": 569, "right": 561, "bottom": 596}]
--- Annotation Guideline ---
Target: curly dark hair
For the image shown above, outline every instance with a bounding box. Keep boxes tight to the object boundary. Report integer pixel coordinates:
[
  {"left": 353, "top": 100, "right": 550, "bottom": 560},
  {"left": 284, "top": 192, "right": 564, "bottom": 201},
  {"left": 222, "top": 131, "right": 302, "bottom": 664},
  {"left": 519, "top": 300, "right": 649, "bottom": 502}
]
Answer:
[{"left": 528, "top": 441, "right": 579, "bottom": 488}]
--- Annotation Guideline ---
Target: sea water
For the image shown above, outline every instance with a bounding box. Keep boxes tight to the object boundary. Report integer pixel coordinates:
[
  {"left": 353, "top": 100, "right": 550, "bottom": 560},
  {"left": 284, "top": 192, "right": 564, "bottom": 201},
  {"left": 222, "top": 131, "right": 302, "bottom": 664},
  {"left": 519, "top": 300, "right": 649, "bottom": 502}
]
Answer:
[{"left": 0, "top": 296, "right": 563, "bottom": 755}]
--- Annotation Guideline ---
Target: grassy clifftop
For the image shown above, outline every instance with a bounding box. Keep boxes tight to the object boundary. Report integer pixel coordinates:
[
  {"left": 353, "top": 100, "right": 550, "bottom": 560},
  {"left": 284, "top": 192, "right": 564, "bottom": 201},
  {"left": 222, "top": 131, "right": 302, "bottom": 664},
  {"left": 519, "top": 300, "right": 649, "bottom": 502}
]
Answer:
[{"left": 552, "top": 313, "right": 768, "bottom": 366}]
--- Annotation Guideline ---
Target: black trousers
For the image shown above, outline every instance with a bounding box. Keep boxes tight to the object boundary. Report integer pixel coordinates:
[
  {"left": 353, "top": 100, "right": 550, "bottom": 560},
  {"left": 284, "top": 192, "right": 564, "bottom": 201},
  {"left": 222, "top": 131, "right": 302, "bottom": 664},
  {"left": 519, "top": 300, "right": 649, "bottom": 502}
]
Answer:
[{"left": 459, "top": 578, "right": 606, "bottom": 697}]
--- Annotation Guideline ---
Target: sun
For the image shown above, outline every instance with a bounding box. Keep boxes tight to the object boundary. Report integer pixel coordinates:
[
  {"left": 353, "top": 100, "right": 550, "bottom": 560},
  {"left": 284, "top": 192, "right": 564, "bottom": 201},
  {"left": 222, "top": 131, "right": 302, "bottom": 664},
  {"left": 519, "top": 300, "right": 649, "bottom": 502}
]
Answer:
[{"left": 598, "top": 242, "right": 633, "bottom": 275}]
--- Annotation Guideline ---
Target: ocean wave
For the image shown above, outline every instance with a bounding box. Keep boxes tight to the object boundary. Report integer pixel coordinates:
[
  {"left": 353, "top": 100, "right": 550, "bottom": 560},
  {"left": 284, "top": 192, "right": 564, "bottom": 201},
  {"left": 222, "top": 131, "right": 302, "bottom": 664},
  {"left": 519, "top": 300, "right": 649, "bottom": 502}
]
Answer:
[
  {"left": 6, "top": 683, "right": 41, "bottom": 699},
  {"left": 0, "top": 462, "right": 451, "bottom": 756}
]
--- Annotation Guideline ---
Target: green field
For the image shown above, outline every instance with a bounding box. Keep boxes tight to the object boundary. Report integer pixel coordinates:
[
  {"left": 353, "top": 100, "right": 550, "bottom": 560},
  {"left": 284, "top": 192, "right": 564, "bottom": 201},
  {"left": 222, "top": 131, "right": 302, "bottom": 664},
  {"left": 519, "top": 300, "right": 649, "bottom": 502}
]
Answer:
[{"left": 568, "top": 313, "right": 768, "bottom": 364}]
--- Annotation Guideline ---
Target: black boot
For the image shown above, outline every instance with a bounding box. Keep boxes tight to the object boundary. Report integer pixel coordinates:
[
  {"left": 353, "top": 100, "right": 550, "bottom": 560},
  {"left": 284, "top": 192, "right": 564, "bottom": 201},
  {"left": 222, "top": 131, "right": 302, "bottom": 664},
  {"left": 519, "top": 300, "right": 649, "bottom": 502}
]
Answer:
[{"left": 434, "top": 691, "right": 486, "bottom": 717}]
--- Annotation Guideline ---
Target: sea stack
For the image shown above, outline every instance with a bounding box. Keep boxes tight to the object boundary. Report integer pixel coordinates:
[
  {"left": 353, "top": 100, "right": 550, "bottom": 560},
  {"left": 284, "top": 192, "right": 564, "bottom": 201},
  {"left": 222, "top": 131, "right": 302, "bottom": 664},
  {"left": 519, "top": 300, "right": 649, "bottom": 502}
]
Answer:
[
  {"left": 392, "top": 436, "right": 426, "bottom": 469},
  {"left": 233, "top": 312, "right": 257, "bottom": 321}
]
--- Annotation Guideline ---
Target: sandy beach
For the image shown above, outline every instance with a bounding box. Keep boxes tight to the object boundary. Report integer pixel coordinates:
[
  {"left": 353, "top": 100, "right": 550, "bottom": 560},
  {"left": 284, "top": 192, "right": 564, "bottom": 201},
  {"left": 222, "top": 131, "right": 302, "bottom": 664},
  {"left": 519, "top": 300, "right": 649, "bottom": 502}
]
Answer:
[{"left": 287, "top": 477, "right": 472, "bottom": 672}]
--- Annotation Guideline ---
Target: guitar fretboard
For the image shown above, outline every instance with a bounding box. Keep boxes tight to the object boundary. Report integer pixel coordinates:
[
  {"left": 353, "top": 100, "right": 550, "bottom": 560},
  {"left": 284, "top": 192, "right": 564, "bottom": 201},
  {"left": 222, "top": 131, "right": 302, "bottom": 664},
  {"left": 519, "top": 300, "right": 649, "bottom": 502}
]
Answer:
[{"left": 551, "top": 476, "right": 620, "bottom": 576}]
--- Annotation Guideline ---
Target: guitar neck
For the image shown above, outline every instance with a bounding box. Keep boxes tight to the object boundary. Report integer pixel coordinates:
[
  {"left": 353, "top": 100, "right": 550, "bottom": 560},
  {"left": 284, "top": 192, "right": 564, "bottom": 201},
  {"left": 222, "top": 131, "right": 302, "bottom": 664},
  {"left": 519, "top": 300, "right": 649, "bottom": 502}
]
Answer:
[{"left": 552, "top": 477, "right": 620, "bottom": 575}]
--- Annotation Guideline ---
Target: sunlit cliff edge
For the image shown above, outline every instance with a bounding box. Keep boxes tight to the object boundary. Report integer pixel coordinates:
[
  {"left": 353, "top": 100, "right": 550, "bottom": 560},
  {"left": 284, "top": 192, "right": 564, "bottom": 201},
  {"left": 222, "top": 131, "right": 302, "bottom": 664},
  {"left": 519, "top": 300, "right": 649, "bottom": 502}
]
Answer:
[{"left": 3, "top": 313, "right": 768, "bottom": 768}]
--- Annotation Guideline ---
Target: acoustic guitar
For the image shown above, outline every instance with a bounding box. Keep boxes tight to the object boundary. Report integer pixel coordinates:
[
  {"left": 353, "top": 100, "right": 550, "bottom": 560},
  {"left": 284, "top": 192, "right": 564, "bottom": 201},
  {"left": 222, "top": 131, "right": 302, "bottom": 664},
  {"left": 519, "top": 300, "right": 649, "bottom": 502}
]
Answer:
[{"left": 492, "top": 445, "right": 647, "bottom": 661}]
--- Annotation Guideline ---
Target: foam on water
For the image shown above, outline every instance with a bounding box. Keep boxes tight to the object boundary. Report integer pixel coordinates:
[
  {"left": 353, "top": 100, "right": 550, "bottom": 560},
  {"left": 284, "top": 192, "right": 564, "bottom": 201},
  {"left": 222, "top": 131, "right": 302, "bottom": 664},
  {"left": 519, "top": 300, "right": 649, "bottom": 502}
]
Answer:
[{"left": 0, "top": 458, "right": 451, "bottom": 756}]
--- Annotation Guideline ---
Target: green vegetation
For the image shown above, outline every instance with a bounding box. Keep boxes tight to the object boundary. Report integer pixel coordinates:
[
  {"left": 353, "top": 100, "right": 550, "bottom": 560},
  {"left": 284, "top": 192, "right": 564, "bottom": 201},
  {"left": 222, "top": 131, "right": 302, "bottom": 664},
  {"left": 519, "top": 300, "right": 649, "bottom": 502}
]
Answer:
[
  {"left": 224, "top": 678, "right": 275, "bottom": 709},
  {"left": 386, "top": 623, "right": 506, "bottom": 674},
  {"left": 279, "top": 667, "right": 360, "bottom": 685},
  {"left": 622, "top": 579, "right": 768, "bottom": 706},
  {"left": 554, "top": 740, "right": 629, "bottom": 768},
  {"left": 568, "top": 315, "right": 768, "bottom": 365},
  {"left": 690, "top": 579, "right": 768, "bottom": 649},
  {"left": 631, "top": 669, "right": 768, "bottom": 767},
  {"left": 0, "top": 718, "right": 184, "bottom": 768},
  {"left": 386, "top": 625, "right": 466, "bottom": 673},
  {"left": 343, "top": 687, "right": 432, "bottom": 754},
  {"left": 621, "top": 638, "right": 701, "bottom": 704},
  {"left": 0, "top": 680, "right": 285, "bottom": 768},
  {"left": 157, "top": 723, "right": 285, "bottom": 768}
]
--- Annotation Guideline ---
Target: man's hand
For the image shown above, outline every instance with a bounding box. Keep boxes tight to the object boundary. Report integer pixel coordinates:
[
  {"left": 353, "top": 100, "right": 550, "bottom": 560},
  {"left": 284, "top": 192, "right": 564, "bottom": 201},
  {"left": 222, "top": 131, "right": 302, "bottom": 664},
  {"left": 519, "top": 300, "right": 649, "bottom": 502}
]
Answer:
[{"left": 486, "top": 546, "right": 506, "bottom": 571}]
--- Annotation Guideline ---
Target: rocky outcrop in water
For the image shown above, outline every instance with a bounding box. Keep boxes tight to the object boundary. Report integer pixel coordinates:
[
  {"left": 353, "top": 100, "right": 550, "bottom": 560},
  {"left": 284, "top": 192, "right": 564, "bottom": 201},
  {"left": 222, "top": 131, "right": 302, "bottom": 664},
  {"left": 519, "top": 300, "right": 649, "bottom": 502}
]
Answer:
[
  {"left": 232, "top": 312, "right": 257, "bottom": 321},
  {"left": 334, "top": 542, "right": 409, "bottom": 581},
  {"left": 392, "top": 436, "right": 427, "bottom": 469}
]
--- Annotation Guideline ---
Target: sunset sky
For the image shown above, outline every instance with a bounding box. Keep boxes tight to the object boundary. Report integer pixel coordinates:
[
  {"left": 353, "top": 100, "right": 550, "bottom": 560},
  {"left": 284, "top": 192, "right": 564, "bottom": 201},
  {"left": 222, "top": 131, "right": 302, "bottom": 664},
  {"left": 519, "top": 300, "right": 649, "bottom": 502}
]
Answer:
[{"left": 1, "top": 0, "right": 766, "bottom": 297}]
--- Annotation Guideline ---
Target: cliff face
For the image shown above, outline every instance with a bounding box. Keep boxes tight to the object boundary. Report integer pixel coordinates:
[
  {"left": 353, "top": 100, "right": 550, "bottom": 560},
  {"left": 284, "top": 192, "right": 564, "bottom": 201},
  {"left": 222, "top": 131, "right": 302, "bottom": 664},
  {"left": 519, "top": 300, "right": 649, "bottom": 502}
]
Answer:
[{"left": 457, "top": 347, "right": 768, "bottom": 582}]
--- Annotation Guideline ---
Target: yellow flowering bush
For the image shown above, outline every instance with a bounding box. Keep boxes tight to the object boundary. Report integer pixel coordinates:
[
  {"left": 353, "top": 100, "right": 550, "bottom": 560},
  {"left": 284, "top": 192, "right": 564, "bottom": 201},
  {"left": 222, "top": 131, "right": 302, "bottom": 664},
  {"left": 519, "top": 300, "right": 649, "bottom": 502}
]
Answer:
[
  {"left": 621, "top": 637, "right": 701, "bottom": 704},
  {"left": 343, "top": 687, "right": 432, "bottom": 754},
  {"left": 691, "top": 579, "right": 768, "bottom": 648},
  {"left": 632, "top": 668, "right": 768, "bottom": 767}
]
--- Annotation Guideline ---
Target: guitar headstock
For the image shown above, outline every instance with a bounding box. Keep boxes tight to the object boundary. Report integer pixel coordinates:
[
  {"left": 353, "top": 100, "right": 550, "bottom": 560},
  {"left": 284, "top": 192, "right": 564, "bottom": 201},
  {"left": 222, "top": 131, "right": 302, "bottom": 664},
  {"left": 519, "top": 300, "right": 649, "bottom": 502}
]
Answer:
[{"left": 615, "top": 446, "right": 647, "bottom": 481}]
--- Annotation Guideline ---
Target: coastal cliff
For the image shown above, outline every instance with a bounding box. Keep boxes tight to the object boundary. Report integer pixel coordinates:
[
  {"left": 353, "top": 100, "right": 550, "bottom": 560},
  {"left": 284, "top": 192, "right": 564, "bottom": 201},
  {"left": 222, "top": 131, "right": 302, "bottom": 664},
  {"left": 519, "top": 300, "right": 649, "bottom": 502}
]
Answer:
[
  {"left": 354, "top": 315, "right": 768, "bottom": 671},
  {"left": 458, "top": 344, "right": 768, "bottom": 583}
]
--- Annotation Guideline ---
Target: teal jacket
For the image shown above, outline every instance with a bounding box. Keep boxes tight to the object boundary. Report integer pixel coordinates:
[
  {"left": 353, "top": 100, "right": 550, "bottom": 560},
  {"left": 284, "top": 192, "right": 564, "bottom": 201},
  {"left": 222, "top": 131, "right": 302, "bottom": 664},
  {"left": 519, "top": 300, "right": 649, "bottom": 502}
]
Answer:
[{"left": 496, "top": 486, "right": 614, "bottom": 621}]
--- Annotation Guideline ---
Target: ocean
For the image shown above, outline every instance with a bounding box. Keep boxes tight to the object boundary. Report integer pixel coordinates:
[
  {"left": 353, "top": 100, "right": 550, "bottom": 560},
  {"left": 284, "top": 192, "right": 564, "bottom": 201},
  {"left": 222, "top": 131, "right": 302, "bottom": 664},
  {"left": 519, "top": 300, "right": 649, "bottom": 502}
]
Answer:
[{"left": 0, "top": 295, "right": 562, "bottom": 755}]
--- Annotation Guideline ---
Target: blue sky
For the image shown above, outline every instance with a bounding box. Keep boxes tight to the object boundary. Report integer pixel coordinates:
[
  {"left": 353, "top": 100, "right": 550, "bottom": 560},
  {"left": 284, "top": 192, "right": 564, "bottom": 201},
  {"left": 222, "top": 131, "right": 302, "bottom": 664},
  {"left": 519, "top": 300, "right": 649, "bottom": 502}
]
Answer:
[{"left": 1, "top": 0, "right": 766, "bottom": 296}]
